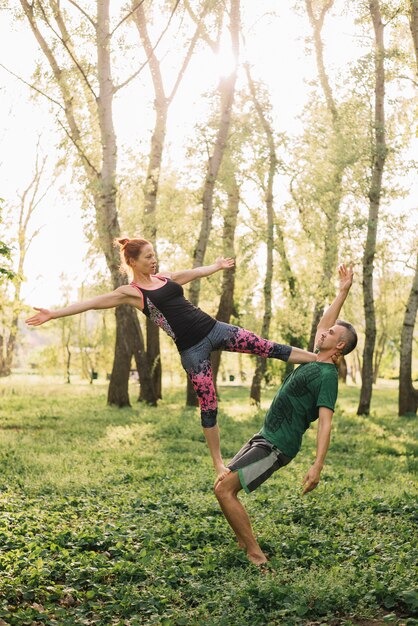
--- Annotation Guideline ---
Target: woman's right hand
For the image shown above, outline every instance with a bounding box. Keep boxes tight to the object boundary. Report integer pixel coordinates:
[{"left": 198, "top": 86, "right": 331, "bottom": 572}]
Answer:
[{"left": 25, "top": 307, "right": 54, "bottom": 326}]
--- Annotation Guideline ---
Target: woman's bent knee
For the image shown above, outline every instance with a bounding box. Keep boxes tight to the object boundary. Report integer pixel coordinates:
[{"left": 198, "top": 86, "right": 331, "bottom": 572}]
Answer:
[{"left": 201, "top": 408, "right": 217, "bottom": 428}]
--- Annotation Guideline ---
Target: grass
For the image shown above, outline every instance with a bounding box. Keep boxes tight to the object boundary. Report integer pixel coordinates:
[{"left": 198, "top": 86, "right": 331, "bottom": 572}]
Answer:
[{"left": 0, "top": 376, "right": 417, "bottom": 626}]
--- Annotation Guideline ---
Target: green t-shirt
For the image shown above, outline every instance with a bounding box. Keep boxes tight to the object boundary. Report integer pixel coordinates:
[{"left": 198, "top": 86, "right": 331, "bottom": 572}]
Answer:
[{"left": 260, "top": 362, "right": 338, "bottom": 459}]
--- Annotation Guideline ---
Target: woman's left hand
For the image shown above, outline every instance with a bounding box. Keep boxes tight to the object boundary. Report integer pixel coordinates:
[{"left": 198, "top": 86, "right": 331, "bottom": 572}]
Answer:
[{"left": 215, "top": 257, "right": 235, "bottom": 270}]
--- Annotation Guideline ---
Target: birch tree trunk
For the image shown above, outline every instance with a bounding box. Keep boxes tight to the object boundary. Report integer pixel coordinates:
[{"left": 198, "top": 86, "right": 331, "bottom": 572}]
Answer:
[
  {"left": 398, "top": 2, "right": 418, "bottom": 415},
  {"left": 186, "top": 0, "right": 240, "bottom": 406},
  {"left": 399, "top": 253, "right": 418, "bottom": 415},
  {"left": 188, "top": 0, "right": 240, "bottom": 307},
  {"left": 305, "top": 0, "right": 341, "bottom": 353},
  {"left": 133, "top": 2, "right": 203, "bottom": 400},
  {"left": 19, "top": 0, "right": 155, "bottom": 406},
  {"left": 357, "top": 0, "right": 387, "bottom": 415},
  {"left": 245, "top": 64, "right": 276, "bottom": 404},
  {"left": 409, "top": 0, "right": 418, "bottom": 67},
  {"left": 211, "top": 174, "right": 239, "bottom": 389}
]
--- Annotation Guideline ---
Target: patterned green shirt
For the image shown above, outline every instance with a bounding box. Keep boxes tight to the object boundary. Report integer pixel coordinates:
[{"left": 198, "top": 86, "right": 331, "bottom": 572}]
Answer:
[{"left": 260, "top": 362, "right": 338, "bottom": 459}]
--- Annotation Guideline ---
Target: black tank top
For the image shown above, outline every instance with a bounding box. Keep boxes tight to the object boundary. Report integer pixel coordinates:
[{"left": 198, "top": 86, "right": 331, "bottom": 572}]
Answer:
[{"left": 131, "top": 277, "right": 216, "bottom": 351}]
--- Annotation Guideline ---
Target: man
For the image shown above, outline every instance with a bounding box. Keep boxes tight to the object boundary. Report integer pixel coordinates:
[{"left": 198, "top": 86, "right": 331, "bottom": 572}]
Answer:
[{"left": 214, "top": 264, "right": 357, "bottom": 566}]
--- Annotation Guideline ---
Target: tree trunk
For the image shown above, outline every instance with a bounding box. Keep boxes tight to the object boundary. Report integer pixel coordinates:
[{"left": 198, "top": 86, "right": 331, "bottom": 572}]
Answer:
[
  {"left": 132, "top": 313, "right": 157, "bottom": 405},
  {"left": 0, "top": 334, "right": 10, "bottom": 377},
  {"left": 244, "top": 62, "right": 276, "bottom": 404},
  {"left": 250, "top": 141, "right": 275, "bottom": 403},
  {"left": 305, "top": 0, "right": 342, "bottom": 353},
  {"left": 19, "top": 0, "right": 154, "bottom": 407},
  {"left": 273, "top": 209, "right": 305, "bottom": 380},
  {"left": 399, "top": 253, "right": 418, "bottom": 415},
  {"left": 108, "top": 306, "right": 132, "bottom": 406},
  {"left": 96, "top": 1, "right": 136, "bottom": 406},
  {"left": 373, "top": 331, "right": 386, "bottom": 383},
  {"left": 133, "top": 4, "right": 168, "bottom": 400},
  {"left": 357, "top": 0, "right": 387, "bottom": 415},
  {"left": 133, "top": 3, "right": 205, "bottom": 400},
  {"left": 65, "top": 341, "right": 71, "bottom": 384},
  {"left": 409, "top": 0, "right": 418, "bottom": 67},
  {"left": 211, "top": 175, "right": 239, "bottom": 390},
  {"left": 398, "top": 3, "right": 418, "bottom": 416},
  {"left": 186, "top": 0, "right": 240, "bottom": 406}
]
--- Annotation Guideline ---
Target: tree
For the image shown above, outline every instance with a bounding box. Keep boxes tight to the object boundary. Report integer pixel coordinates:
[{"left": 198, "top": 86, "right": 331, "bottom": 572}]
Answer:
[
  {"left": 0, "top": 200, "right": 16, "bottom": 375},
  {"left": 19, "top": 0, "right": 155, "bottom": 406},
  {"left": 244, "top": 66, "right": 276, "bottom": 405},
  {"left": 0, "top": 199, "right": 15, "bottom": 282},
  {"left": 304, "top": 0, "right": 344, "bottom": 352},
  {"left": 357, "top": 0, "right": 388, "bottom": 415},
  {"left": 132, "top": 0, "right": 206, "bottom": 400},
  {"left": 397, "top": 0, "right": 418, "bottom": 415},
  {"left": 0, "top": 145, "right": 47, "bottom": 376},
  {"left": 409, "top": 0, "right": 418, "bottom": 67},
  {"left": 211, "top": 166, "right": 239, "bottom": 389},
  {"left": 399, "top": 252, "right": 418, "bottom": 415},
  {"left": 185, "top": 0, "right": 241, "bottom": 406}
]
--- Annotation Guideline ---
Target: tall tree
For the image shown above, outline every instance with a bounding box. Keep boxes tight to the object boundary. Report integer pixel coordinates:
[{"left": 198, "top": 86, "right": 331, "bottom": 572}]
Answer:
[
  {"left": 305, "top": 0, "right": 342, "bottom": 352},
  {"left": 19, "top": 0, "right": 155, "bottom": 406},
  {"left": 409, "top": 0, "right": 418, "bottom": 66},
  {"left": 399, "top": 252, "right": 418, "bottom": 415},
  {"left": 398, "top": 1, "right": 418, "bottom": 415},
  {"left": 211, "top": 168, "right": 239, "bottom": 388},
  {"left": 357, "top": 0, "right": 387, "bottom": 415},
  {"left": 0, "top": 145, "right": 47, "bottom": 376},
  {"left": 0, "top": 199, "right": 15, "bottom": 282},
  {"left": 132, "top": 1, "right": 205, "bottom": 400},
  {"left": 185, "top": 0, "right": 240, "bottom": 406},
  {"left": 244, "top": 65, "right": 276, "bottom": 405}
]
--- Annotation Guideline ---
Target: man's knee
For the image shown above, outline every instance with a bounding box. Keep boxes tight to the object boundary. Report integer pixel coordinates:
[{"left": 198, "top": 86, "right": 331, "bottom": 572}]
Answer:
[
  {"left": 214, "top": 478, "right": 227, "bottom": 500},
  {"left": 214, "top": 472, "right": 240, "bottom": 500}
]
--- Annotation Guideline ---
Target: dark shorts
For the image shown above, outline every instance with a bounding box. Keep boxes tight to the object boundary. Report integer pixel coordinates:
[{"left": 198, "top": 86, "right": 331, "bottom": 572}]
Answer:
[{"left": 227, "top": 434, "right": 292, "bottom": 494}]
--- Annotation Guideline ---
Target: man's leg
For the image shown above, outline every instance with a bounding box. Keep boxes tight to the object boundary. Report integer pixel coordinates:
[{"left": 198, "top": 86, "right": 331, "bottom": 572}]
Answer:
[{"left": 214, "top": 471, "right": 268, "bottom": 565}]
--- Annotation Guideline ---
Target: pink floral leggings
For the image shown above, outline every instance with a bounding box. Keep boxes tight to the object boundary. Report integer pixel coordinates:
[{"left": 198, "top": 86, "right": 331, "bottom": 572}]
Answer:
[{"left": 179, "top": 321, "right": 292, "bottom": 428}]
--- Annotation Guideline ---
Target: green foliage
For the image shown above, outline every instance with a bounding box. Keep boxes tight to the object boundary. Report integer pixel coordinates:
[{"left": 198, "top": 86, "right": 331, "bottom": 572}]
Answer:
[
  {"left": 0, "top": 380, "right": 416, "bottom": 625},
  {"left": 0, "top": 199, "right": 15, "bottom": 282}
]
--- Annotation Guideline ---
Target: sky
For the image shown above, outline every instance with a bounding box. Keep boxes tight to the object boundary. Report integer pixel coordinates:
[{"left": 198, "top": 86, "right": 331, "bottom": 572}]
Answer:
[{"left": 0, "top": 1, "right": 417, "bottom": 308}]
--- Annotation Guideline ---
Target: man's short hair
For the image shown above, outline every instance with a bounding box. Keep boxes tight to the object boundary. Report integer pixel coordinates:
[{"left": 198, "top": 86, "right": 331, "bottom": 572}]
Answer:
[{"left": 336, "top": 319, "right": 358, "bottom": 355}]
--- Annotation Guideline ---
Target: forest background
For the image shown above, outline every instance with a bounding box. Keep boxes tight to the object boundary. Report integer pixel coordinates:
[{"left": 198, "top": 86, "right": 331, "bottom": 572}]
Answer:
[
  {"left": 0, "top": 0, "right": 417, "bottom": 416},
  {"left": 0, "top": 2, "right": 417, "bottom": 624}
]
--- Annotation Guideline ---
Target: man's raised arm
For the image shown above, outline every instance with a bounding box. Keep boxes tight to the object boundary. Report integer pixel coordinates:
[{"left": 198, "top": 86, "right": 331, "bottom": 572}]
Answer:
[{"left": 313, "top": 264, "right": 354, "bottom": 349}]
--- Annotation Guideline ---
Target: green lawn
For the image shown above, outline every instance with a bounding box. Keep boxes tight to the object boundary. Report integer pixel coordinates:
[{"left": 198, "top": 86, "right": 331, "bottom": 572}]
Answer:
[{"left": 0, "top": 377, "right": 417, "bottom": 626}]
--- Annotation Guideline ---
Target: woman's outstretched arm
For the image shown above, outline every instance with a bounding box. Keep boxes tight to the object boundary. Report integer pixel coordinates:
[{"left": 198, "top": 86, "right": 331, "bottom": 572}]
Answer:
[
  {"left": 25, "top": 287, "right": 141, "bottom": 327},
  {"left": 161, "top": 257, "right": 234, "bottom": 286}
]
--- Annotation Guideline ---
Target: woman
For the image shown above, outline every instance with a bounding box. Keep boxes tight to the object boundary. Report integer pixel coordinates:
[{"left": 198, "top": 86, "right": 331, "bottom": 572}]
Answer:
[{"left": 26, "top": 237, "right": 318, "bottom": 477}]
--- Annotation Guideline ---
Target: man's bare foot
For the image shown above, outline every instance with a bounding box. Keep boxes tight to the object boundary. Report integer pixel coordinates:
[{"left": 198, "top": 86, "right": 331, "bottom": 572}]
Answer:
[{"left": 247, "top": 549, "right": 268, "bottom": 566}]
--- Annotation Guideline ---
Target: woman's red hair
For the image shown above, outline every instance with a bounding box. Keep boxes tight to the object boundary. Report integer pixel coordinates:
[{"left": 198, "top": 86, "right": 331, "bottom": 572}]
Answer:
[{"left": 115, "top": 237, "right": 151, "bottom": 273}]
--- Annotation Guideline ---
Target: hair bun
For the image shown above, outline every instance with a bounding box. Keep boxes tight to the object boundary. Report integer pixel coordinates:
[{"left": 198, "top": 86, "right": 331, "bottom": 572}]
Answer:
[{"left": 117, "top": 237, "right": 130, "bottom": 247}]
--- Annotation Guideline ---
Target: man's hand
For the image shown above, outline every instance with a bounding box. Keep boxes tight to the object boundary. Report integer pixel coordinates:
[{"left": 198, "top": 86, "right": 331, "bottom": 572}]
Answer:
[
  {"left": 338, "top": 263, "right": 354, "bottom": 292},
  {"left": 215, "top": 257, "right": 235, "bottom": 271},
  {"left": 25, "top": 307, "right": 54, "bottom": 326},
  {"left": 302, "top": 464, "right": 322, "bottom": 495}
]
